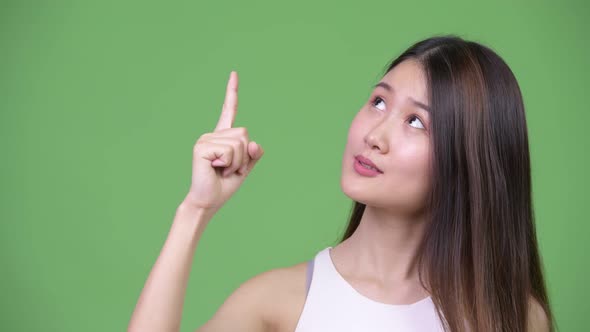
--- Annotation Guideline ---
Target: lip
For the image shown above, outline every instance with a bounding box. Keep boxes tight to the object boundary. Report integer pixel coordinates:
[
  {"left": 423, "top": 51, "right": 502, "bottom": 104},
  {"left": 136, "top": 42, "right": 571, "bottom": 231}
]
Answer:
[
  {"left": 353, "top": 155, "right": 383, "bottom": 176},
  {"left": 355, "top": 155, "right": 383, "bottom": 173}
]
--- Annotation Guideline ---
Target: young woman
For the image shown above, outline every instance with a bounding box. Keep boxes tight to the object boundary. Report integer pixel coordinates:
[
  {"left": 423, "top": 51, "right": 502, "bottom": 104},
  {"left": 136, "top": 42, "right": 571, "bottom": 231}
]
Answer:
[{"left": 128, "top": 35, "right": 555, "bottom": 332}]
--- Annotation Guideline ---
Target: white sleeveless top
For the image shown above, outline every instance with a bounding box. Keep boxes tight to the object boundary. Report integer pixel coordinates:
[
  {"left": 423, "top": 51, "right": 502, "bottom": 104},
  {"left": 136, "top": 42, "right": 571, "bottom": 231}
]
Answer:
[{"left": 294, "top": 246, "right": 446, "bottom": 332}]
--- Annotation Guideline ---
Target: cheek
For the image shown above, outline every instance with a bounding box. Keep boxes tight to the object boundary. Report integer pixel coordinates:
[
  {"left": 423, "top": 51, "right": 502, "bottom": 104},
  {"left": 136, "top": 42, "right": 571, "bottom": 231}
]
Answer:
[
  {"left": 385, "top": 142, "right": 432, "bottom": 203},
  {"left": 397, "top": 143, "right": 429, "bottom": 170},
  {"left": 389, "top": 140, "right": 430, "bottom": 181},
  {"left": 344, "top": 114, "right": 366, "bottom": 153},
  {"left": 341, "top": 115, "right": 366, "bottom": 188}
]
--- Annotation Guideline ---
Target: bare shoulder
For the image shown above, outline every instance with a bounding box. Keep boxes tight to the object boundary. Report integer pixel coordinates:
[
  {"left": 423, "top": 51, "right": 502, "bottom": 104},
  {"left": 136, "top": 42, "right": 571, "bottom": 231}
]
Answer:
[
  {"left": 527, "top": 295, "right": 551, "bottom": 332},
  {"left": 196, "top": 260, "right": 309, "bottom": 332},
  {"left": 268, "top": 261, "right": 310, "bottom": 331}
]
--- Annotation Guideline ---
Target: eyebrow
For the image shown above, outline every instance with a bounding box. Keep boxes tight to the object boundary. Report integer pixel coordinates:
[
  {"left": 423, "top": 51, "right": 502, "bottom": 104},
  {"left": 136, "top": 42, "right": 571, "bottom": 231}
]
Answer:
[{"left": 374, "top": 82, "right": 431, "bottom": 112}]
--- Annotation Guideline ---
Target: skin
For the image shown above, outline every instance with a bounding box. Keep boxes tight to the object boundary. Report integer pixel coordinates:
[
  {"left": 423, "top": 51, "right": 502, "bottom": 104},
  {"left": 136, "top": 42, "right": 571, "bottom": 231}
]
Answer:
[
  {"left": 334, "top": 58, "right": 432, "bottom": 304},
  {"left": 198, "top": 59, "right": 435, "bottom": 332},
  {"left": 129, "top": 66, "right": 550, "bottom": 332}
]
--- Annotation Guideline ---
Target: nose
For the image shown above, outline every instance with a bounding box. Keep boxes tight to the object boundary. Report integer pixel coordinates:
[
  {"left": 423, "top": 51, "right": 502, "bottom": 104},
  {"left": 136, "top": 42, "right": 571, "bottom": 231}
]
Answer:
[{"left": 364, "top": 120, "right": 390, "bottom": 154}]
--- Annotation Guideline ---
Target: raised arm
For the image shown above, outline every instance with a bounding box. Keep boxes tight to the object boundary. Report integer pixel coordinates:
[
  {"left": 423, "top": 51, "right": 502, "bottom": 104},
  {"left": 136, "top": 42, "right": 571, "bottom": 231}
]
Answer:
[
  {"left": 127, "top": 203, "right": 211, "bottom": 332},
  {"left": 127, "top": 71, "right": 265, "bottom": 332}
]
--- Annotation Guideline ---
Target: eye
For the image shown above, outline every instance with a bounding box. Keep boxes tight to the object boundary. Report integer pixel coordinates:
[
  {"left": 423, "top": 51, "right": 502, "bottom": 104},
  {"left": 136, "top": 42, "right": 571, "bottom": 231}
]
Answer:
[
  {"left": 370, "top": 96, "right": 426, "bottom": 130},
  {"left": 407, "top": 115, "right": 425, "bottom": 129},
  {"left": 370, "top": 96, "right": 386, "bottom": 111}
]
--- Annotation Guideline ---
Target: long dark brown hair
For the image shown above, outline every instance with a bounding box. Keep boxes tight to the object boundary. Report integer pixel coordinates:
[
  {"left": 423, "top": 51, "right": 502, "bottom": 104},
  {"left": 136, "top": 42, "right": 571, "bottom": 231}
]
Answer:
[{"left": 339, "top": 35, "right": 555, "bottom": 332}]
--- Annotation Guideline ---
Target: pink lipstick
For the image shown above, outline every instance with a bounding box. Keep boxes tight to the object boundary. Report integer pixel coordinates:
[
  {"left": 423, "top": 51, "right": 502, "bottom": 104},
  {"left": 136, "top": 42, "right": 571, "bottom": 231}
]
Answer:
[{"left": 353, "top": 155, "right": 383, "bottom": 177}]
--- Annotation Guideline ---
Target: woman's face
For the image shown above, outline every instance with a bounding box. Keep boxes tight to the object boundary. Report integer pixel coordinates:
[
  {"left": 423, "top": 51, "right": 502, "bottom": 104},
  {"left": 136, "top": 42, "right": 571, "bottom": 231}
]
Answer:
[{"left": 340, "top": 59, "right": 432, "bottom": 216}]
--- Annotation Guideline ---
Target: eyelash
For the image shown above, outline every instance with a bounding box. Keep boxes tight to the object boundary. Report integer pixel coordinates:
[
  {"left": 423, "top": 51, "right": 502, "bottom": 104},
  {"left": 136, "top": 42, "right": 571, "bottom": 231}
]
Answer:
[{"left": 370, "top": 96, "right": 426, "bottom": 130}]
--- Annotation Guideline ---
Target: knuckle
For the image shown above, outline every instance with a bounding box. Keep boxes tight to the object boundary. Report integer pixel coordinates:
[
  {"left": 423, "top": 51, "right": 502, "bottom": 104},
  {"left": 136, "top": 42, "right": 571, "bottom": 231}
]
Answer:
[
  {"left": 196, "top": 133, "right": 210, "bottom": 144},
  {"left": 235, "top": 139, "right": 245, "bottom": 152},
  {"left": 226, "top": 146, "right": 236, "bottom": 164},
  {"left": 236, "top": 126, "right": 248, "bottom": 137},
  {"left": 243, "top": 138, "right": 250, "bottom": 151},
  {"left": 223, "top": 145, "right": 233, "bottom": 157},
  {"left": 195, "top": 134, "right": 209, "bottom": 144},
  {"left": 193, "top": 141, "right": 202, "bottom": 152},
  {"left": 230, "top": 146, "right": 243, "bottom": 170}
]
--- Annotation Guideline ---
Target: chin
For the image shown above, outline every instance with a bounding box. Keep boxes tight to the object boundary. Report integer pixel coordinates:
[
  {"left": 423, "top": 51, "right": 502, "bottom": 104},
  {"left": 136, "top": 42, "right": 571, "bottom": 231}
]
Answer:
[{"left": 340, "top": 174, "right": 375, "bottom": 205}]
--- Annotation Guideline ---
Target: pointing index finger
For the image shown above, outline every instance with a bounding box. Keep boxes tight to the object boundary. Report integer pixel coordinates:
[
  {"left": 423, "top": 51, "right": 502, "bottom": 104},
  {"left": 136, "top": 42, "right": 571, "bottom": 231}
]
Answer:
[{"left": 215, "top": 71, "right": 239, "bottom": 131}]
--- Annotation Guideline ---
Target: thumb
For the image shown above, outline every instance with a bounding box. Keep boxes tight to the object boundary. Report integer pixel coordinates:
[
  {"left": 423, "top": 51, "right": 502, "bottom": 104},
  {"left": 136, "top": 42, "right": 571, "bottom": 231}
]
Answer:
[{"left": 242, "top": 141, "right": 264, "bottom": 174}]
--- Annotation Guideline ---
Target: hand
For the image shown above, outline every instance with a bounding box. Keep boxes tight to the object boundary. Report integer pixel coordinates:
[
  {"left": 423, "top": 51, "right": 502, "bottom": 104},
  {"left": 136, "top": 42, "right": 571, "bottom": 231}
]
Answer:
[{"left": 183, "top": 71, "right": 264, "bottom": 216}]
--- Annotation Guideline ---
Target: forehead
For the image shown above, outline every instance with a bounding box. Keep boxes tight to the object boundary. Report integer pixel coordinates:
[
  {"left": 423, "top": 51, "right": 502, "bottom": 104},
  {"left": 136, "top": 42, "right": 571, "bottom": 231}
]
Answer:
[{"left": 380, "top": 59, "right": 428, "bottom": 105}]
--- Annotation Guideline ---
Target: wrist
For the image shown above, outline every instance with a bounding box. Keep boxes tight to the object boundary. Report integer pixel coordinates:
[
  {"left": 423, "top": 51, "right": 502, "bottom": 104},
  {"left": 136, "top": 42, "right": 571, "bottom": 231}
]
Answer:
[{"left": 176, "top": 201, "right": 216, "bottom": 228}]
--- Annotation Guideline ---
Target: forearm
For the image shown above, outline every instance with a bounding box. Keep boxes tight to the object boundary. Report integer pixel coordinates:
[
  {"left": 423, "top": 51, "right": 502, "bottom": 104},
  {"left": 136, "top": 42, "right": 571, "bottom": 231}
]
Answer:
[{"left": 128, "top": 202, "right": 214, "bottom": 332}]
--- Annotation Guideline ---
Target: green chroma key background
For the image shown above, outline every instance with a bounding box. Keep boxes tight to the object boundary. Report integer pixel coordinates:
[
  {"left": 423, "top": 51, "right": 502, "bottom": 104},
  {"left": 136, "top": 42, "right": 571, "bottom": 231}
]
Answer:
[{"left": 1, "top": 1, "right": 588, "bottom": 331}]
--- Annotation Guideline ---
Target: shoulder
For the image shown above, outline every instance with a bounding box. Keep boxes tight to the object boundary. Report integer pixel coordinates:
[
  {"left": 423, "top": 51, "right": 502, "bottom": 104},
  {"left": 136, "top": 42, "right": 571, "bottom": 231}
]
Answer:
[
  {"left": 257, "top": 260, "right": 310, "bottom": 330},
  {"left": 527, "top": 295, "right": 551, "bottom": 332},
  {"left": 197, "top": 260, "right": 309, "bottom": 332},
  {"left": 225, "top": 259, "right": 309, "bottom": 314},
  {"left": 253, "top": 260, "right": 309, "bottom": 292}
]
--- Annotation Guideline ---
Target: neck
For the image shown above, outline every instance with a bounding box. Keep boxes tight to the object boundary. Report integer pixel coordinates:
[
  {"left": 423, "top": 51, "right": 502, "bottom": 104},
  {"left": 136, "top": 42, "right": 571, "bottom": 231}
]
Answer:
[{"left": 338, "top": 205, "right": 428, "bottom": 284}]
